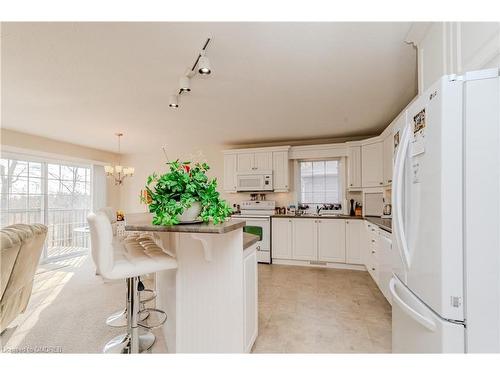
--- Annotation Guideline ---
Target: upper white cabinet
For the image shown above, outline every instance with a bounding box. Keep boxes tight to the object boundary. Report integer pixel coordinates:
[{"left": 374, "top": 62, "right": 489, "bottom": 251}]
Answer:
[
  {"left": 361, "top": 141, "right": 383, "bottom": 187},
  {"left": 254, "top": 152, "right": 273, "bottom": 171},
  {"left": 317, "top": 219, "right": 346, "bottom": 263},
  {"left": 223, "top": 146, "right": 290, "bottom": 193},
  {"left": 223, "top": 154, "right": 237, "bottom": 192},
  {"left": 345, "top": 219, "right": 364, "bottom": 265},
  {"left": 237, "top": 153, "right": 255, "bottom": 172},
  {"left": 272, "top": 218, "right": 293, "bottom": 259},
  {"left": 382, "top": 133, "right": 393, "bottom": 186},
  {"left": 292, "top": 219, "right": 317, "bottom": 261},
  {"left": 272, "top": 150, "right": 290, "bottom": 192},
  {"left": 237, "top": 151, "right": 272, "bottom": 172},
  {"left": 347, "top": 146, "right": 362, "bottom": 189}
]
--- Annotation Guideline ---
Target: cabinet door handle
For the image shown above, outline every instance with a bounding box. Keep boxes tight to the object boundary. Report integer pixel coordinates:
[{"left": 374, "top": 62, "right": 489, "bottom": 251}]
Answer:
[
  {"left": 372, "top": 267, "right": 376, "bottom": 271},
  {"left": 371, "top": 239, "right": 375, "bottom": 243},
  {"left": 388, "top": 179, "right": 392, "bottom": 183},
  {"left": 379, "top": 182, "right": 383, "bottom": 185},
  {"left": 372, "top": 250, "right": 376, "bottom": 254}
]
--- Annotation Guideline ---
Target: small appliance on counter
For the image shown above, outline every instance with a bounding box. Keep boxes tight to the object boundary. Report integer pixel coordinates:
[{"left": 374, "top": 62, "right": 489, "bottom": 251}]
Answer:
[
  {"left": 355, "top": 202, "right": 362, "bottom": 217},
  {"left": 275, "top": 206, "right": 287, "bottom": 215},
  {"left": 382, "top": 203, "right": 392, "bottom": 218}
]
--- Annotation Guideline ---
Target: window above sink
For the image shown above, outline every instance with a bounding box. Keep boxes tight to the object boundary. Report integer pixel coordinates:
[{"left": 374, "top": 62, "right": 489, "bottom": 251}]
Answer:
[{"left": 298, "top": 159, "right": 342, "bottom": 213}]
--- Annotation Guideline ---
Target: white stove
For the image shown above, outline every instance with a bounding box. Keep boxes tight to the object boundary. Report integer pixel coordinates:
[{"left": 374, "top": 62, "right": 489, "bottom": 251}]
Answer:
[{"left": 232, "top": 200, "right": 275, "bottom": 263}]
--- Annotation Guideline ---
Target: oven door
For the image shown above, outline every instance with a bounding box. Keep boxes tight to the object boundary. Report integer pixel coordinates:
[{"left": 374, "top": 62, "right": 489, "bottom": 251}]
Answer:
[{"left": 241, "top": 216, "right": 270, "bottom": 263}]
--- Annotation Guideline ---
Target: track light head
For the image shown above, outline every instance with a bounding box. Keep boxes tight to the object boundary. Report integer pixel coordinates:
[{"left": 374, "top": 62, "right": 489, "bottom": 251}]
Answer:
[
  {"left": 179, "top": 75, "right": 191, "bottom": 93},
  {"left": 198, "top": 51, "right": 211, "bottom": 75},
  {"left": 169, "top": 94, "right": 179, "bottom": 108}
]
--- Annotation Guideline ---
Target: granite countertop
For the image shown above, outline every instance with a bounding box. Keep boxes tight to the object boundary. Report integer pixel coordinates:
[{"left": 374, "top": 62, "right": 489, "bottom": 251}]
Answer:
[
  {"left": 364, "top": 216, "right": 392, "bottom": 232},
  {"left": 243, "top": 232, "right": 259, "bottom": 250},
  {"left": 271, "top": 213, "right": 392, "bottom": 232},
  {"left": 271, "top": 214, "right": 364, "bottom": 220},
  {"left": 125, "top": 213, "right": 245, "bottom": 234}
]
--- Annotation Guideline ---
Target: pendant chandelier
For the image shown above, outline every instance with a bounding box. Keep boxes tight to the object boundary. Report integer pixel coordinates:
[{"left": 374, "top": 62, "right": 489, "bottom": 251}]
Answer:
[{"left": 104, "top": 133, "right": 134, "bottom": 185}]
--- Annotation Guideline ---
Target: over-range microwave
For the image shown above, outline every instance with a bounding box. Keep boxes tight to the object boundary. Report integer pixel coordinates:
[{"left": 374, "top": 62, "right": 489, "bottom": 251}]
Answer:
[{"left": 236, "top": 171, "right": 273, "bottom": 192}]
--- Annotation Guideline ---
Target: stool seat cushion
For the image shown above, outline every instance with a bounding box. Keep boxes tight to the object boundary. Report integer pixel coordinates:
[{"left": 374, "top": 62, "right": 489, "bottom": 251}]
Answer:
[{"left": 88, "top": 212, "right": 177, "bottom": 281}]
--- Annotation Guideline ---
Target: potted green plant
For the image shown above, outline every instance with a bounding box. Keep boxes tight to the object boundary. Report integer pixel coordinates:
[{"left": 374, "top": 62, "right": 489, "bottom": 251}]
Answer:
[{"left": 141, "top": 160, "right": 232, "bottom": 225}]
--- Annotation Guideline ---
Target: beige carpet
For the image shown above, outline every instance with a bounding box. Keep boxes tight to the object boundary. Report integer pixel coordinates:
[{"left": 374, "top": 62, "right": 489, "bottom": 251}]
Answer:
[{"left": 1, "top": 254, "right": 167, "bottom": 354}]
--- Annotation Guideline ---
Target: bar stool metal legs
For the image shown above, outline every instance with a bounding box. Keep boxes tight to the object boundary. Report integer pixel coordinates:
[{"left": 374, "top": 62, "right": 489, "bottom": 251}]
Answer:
[
  {"left": 106, "top": 288, "right": 155, "bottom": 327},
  {"left": 103, "top": 277, "right": 156, "bottom": 354}
]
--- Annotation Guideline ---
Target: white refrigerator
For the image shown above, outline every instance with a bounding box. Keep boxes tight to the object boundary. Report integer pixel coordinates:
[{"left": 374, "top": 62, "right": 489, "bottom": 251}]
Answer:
[{"left": 391, "top": 68, "right": 500, "bottom": 353}]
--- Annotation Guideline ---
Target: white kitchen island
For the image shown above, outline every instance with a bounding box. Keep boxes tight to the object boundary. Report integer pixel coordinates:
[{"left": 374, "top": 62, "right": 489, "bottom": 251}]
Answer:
[{"left": 125, "top": 213, "right": 259, "bottom": 353}]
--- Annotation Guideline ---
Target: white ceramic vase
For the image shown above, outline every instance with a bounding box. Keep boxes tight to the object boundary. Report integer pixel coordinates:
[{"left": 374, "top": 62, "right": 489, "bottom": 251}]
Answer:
[{"left": 177, "top": 201, "right": 202, "bottom": 223}]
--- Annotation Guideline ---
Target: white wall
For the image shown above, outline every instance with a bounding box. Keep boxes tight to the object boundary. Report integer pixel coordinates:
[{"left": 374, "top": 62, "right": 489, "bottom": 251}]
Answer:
[{"left": 407, "top": 22, "right": 500, "bottom": 93}]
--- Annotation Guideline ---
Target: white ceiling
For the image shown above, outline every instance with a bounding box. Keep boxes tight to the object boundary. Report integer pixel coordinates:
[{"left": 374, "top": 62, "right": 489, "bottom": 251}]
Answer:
[{"left": 1, "top": 22, "right": 417, "bottom": 154}]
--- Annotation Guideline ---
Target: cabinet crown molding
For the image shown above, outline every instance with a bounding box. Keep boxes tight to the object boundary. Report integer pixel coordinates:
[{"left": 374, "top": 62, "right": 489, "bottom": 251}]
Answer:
[{"left": 223, "top": 145, "right": 290, "bottom": 154}]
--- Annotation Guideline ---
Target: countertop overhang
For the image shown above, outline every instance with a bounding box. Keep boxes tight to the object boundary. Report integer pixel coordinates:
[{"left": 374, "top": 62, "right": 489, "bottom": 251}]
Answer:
[{"left": 125, "top": 213, "right": 246, "bottom": 234}]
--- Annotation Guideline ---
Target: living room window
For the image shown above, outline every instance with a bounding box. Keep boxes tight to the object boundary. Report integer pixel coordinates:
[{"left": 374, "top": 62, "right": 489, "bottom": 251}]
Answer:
[{"left": 0, "top": 156, "right": 92, "bottom": 262}]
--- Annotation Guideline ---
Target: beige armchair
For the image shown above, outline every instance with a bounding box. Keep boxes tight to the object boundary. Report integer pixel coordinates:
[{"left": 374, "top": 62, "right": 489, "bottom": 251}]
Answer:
[{"left": 1, "top": 223, "right": 48, "bottom": 333}]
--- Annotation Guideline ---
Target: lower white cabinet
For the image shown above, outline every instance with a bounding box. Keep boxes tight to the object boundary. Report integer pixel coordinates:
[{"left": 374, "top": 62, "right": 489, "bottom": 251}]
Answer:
[
  {"left": 345, "top": 219, "right": 365, "bottom": 264},
  {"left": 317, "top": 219, "right": 346, "bottom": 262},
  {"left": 272, "top": 218, "right": 292, "bottom": 259},
  {"left": 292, "top": 219, "right": 317, "bottom": 260},
  {"left": 378, "top": 230, "right": 393, "bottom": 304},
  {"left": 365, "top": 222, "right": 380, "bottom": 284},
  {"left": 243, "top": 244, "right": 258, "bottom": 352},
  {"left": 272, "top": 217, "right": 364, "bottom": 265}
]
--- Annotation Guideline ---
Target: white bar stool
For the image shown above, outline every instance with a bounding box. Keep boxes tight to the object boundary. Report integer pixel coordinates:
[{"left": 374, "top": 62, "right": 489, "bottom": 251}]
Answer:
[
  {"left": 88, "top": 211, "right": 177, "bottom": 353},
  {"left": 94, "top": 209, "right": 155, "bottom": 328}
]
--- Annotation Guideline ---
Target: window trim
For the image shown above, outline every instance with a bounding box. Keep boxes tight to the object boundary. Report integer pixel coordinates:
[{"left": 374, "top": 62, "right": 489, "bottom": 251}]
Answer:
[{"left": 295, "top": 157, "right": 345, "bottom": 209}]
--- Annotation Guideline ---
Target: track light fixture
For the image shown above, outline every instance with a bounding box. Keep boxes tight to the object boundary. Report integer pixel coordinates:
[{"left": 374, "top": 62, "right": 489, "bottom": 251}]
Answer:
[
  {"left": 179, "top": 74, "right": 191, "bottom": 92},
  {"left": 198, "top": 50, "right": 211, "bottom": 75},
  {"left": 169, "top": 94, "right": 179, "bottom": 108},
  {"left": 169, "top": 38, "right": 212, "bottom": 109}
]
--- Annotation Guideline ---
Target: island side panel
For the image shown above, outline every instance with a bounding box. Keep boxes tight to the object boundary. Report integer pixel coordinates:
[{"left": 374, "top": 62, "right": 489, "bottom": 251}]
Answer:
[
  {"left": 155, "top": 233, "right": 178, "bottom": 353},
  {"left": 160, "top": 229, "right": 245, "bottom": 353}
]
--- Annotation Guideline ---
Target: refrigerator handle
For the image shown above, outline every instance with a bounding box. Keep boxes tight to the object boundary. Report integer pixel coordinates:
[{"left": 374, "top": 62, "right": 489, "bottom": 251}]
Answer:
[
  {"left": 389, "top": 278, "right": 437, "bottom": 332},
  {"left": 392, "top": 123, "right": 411, "bottom": 269}
]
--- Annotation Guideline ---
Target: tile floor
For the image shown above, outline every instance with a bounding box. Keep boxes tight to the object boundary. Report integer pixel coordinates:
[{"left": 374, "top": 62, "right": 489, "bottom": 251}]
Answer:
[{"left": 252, "top": 264, "right": 392, "bottom": 353}]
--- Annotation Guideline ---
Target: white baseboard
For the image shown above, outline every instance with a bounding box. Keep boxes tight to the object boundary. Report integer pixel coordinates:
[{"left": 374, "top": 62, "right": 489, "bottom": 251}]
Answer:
[{"left": 271, "top": 258, "right": 366, "bottom": 271}]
